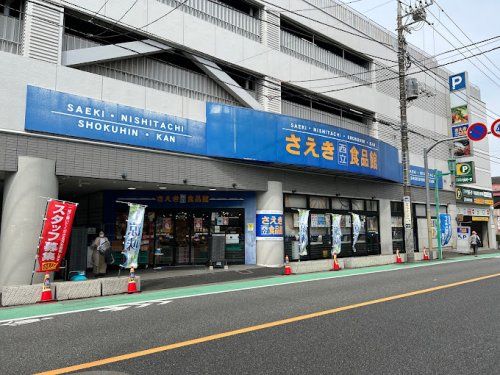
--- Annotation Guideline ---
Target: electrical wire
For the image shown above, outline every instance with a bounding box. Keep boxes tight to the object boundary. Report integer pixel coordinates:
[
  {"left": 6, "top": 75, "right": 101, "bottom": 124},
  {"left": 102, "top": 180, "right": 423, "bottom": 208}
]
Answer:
[
  {"left": 7, "top": 1, "right": 500, "bottom": 151},
  {"left": 433, "top": 0, "right": 500, "bottom": 77}
]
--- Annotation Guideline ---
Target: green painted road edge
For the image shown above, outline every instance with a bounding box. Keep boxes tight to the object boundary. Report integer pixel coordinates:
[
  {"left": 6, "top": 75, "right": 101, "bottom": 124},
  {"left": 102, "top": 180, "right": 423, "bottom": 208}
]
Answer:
[{"left": 1, "top": 253, "right": 499, "bottom": 322}]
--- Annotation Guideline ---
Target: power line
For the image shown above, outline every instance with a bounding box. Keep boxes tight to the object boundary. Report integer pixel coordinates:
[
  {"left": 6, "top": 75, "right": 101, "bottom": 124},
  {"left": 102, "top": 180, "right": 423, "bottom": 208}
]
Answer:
[
  {"left": 426, "top": 8, "right": 500, "bottom": 89},
  {"left": 289, "top": 35, "right": 500, "bottom": 85},
  {"left": 17, "top": 0, "right": 498, "bottom": 124},
  {"left": 17, "top": 0, "right": 498, "bottom": 121},
  {"left": 433, "top": 0, "right": 500, "bottom": 77}
]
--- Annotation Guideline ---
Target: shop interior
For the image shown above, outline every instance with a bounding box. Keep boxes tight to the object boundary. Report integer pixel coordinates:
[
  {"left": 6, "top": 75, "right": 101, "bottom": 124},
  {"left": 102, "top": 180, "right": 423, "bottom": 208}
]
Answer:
[{"left": 284, "top": 194, "right": 380, "bottom": 261}]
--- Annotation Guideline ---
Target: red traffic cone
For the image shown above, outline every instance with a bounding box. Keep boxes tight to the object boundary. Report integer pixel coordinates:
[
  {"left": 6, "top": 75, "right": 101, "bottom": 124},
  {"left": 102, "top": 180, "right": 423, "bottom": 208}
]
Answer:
[
  {"left": 423, "top": 248, "right": 430, "bottom": 261},
  {"left": 332, "top": 253, "right": 341, "bottom": 271},
  {"left": 284, "top": 255, "right": 292, "bottom": 275},
  {"left": 127, "top": 267, "right": 139, "bottom": 294},
  {"left": 39, "top": 273, "right": 53, "bottom": 303},
  {"left": 396, "top": 249, "right": 403, "bottom": 264}
]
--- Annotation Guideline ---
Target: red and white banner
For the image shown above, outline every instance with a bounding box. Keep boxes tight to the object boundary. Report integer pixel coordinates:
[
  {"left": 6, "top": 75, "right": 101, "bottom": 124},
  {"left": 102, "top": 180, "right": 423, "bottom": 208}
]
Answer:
[{"left": 36, "top": 199, "right": 77, "bottom": 272}]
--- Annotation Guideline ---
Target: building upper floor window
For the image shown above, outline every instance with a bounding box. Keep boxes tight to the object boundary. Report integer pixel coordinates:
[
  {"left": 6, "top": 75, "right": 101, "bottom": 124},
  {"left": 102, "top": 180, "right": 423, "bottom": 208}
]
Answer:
[{"left": 280, "top": 16, "right": 370, "bottom": 70}]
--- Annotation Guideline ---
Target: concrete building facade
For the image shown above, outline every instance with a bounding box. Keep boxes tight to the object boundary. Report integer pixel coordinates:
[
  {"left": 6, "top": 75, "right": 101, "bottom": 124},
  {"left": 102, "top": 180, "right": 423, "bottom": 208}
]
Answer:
[{"left": 0, "top": 0, "right": 494, "bottom": 286}]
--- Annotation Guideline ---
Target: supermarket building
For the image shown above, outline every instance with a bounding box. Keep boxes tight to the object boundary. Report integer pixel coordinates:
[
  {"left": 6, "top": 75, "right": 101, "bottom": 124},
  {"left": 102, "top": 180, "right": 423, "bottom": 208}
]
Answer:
[{"left": 0, "top": 0, "right": 495, "bottom": 286}]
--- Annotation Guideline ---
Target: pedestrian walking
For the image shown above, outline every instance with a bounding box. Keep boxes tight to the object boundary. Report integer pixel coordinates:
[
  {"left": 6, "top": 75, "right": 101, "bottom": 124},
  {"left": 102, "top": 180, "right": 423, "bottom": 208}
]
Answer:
[
  {"left": 91, "top": 230, "right": 110, "bottom": 276},
  {"left": 469, "top": 231, "right": 481, "bottom": 257}
]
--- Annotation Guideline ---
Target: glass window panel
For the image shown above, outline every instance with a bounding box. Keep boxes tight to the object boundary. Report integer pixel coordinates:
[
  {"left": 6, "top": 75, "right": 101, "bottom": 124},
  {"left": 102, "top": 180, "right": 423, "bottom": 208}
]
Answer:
[
  {"left": 439, "top": 205, "right": 447, "bottom": 214},
  {"left": 285, "top": 194, "right": 307, "bottom": 208},
  {"left": 332, "top": 197, "right": 350, "bottom": 210},
  {"left": 391, "top": 201, "right": 403, "bottom": 213},
  {"left": 352, "top": 199, "right": 364, "bottom": 211},
  {"left": 309, "top": 196, "right": 329, "bottom": 209},
  {"left": 366, "top": 216, "right": 378, "bottom": 233},
  {"left": 366, "top": 200, "right": 377, "bottom": 211},
  {"left": 415, "top": 204, "right": 426, "bottom": 217}
]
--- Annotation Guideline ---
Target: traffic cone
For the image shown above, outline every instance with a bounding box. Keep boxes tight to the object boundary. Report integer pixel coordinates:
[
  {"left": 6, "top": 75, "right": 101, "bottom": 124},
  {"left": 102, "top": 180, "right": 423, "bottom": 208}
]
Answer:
[
  {"left": 127, "top": 267, "right": 139, "bottom": 294},
  {"left": 396, "top": 249, "right": 403, "bottom": 264},
  {"left": 284, "top": 255, "right": 292, "bottom": 275},
  {"left": 39, "top": 273, "right": 53, "bottom": 303},
  {"left": 332, "top": 253, "right": 341, "bottom": 271},
  {"left": 423, "top": 248, "right": 430, "bottom": 261}
]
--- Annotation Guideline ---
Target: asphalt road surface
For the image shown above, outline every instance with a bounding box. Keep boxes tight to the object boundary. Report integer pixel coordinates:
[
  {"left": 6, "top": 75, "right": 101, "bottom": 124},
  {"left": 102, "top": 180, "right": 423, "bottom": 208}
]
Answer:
[{"left": 1, "top": 256, "right": 499, "bottom": 375}]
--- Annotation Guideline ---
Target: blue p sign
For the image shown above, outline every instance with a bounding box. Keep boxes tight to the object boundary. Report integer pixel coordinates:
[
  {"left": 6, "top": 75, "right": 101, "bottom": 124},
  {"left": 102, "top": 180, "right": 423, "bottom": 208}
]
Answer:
[{"left": 449, "top": 72, "right": 466, "bottom": 92}]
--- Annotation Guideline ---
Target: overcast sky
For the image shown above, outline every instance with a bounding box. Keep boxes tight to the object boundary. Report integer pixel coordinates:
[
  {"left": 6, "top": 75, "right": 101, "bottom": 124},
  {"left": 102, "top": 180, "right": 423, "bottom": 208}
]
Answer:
[{"left": 346, "top": 0, "right": 500, "bottom": 176}]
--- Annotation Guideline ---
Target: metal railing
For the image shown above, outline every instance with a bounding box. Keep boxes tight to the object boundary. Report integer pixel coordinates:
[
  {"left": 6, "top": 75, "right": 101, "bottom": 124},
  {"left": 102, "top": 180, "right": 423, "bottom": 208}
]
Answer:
[
  {"left": 156, "top": 0, "right": 261, "bottom": 41},
  {"left": 280, "top": 30, "right": 371, "bottom": 84},
  {"left": 0, "top": 14, "right": 22, "bottom": 55}
]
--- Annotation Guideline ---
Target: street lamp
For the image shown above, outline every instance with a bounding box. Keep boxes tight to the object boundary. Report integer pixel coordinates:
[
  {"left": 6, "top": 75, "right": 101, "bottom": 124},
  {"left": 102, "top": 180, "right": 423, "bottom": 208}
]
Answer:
[{"left": 424, "top": 137, "right": 467, "bottom": 260}]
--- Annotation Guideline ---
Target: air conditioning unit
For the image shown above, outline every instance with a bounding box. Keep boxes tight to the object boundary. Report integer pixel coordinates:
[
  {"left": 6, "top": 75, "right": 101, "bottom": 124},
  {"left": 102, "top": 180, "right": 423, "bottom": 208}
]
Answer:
[{"left": 406, "top": 78, "right": 419, "bottom": 101}]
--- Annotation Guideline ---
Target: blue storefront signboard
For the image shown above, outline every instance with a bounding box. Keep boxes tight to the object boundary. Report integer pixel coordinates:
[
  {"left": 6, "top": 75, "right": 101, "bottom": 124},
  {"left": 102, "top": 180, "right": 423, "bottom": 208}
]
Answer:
[
  {"left": 206, "top": 103, "right": 401, "bottom": 182},
  {"left": 256, "top": 210, "right": 283, "bottom": 240},
  {"left": 25, "top": 86, "right": 404, "bottom": 183},
  {"left": 409, "top": 165, "right": 443, "bottom": 189},
  {"left": 25, "top": 85, "right": 207, "bottom": 155}
]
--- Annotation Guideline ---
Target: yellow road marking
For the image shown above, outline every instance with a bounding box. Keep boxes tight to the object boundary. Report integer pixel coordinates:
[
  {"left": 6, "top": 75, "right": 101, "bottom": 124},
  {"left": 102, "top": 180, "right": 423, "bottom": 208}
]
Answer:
[{"left": 36, "top": 272, "right": 500, "bottom": 375}]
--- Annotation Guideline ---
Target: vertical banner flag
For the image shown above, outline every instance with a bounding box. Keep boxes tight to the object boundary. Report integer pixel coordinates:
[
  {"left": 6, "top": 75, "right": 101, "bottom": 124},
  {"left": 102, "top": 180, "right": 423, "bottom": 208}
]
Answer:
[
  {"left": 37, "top": 199, "right": 78, "bottom": 272},
  {"left": 121, "top": 203, "right": 146, "bottom": 269},
  {"left": 330, "top": 214, "right": 342, "bottom": 255},
  {"left": 352, "top": 213, "right": 361, "bottom": 252},
  {"left": 297, "top": 209, "right": 310, "bottom": 256},
  {"left": 440, "top": 213, "right": 452, "bottom": 247}
]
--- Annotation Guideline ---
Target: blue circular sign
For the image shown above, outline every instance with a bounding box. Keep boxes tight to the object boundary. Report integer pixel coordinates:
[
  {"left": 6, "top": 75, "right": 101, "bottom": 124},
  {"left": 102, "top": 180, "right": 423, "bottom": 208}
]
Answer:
[{"left": 467, "top": 122, "right": 488, "bottom": 141}]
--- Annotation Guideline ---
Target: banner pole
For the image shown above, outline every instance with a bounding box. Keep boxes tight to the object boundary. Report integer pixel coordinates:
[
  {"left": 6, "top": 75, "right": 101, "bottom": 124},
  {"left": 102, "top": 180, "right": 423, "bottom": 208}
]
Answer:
[{"left": 31, "top": 197, "right": 51, "bottom": 285}]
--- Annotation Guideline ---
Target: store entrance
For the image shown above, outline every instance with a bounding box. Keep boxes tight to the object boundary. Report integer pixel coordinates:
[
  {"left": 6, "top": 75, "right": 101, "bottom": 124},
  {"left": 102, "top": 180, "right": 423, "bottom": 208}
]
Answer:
[{"left": 148, "top": 208, "right": 244, "bottom": 267}]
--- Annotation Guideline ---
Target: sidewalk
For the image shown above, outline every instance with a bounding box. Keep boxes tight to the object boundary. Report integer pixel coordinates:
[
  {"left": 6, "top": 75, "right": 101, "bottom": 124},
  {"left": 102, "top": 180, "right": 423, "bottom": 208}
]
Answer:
[
  {"left": 443, "top": 248, "right": 499, "bottom": 259},
  {"left": 1, "top": 252, "right": 499, "bottom": 323},
  {"left": 102, "top": 247, "right": 500, "bottom": 292}
]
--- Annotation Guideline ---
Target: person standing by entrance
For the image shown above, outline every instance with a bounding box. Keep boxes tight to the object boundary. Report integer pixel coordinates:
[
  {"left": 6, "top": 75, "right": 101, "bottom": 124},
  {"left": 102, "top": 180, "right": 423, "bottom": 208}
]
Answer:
[
  {"left": 470, "top": 231, "right": 481, "bottom": 257},
  {"left": 91, "top": 231, "right": 110, "bottom": 276}
]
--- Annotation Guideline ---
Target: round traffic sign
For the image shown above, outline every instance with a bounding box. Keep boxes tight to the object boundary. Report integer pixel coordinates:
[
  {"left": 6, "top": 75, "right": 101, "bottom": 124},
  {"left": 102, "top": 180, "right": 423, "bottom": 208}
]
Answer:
[
  {"left": 467, "top": 122, "right": 488, "bottom": 141},
  {"left": 491, "top": 119, "right": 500, "bottom": 138}
]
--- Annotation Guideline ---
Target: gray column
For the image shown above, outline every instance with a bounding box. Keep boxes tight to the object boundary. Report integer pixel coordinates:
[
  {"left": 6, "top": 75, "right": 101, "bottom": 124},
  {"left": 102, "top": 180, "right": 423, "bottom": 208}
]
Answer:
[
  {"left": 0, "top": 157, "right": 58, "bottom": 286},
  {"left": 256, "top": 181, "right": 284, "bottom": 267},
  {"left": 379, "top": 199, "right": 393, "bottom": 255}
]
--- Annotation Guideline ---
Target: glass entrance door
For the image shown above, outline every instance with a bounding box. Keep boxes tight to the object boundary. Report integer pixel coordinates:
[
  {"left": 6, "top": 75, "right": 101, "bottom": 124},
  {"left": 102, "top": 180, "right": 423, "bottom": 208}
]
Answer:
[
  {"left": 192, "top": 212, "right": 210, "bottom": 264},
  {"left": 175, "top": 212, "right": 191, "bottom": 264}
]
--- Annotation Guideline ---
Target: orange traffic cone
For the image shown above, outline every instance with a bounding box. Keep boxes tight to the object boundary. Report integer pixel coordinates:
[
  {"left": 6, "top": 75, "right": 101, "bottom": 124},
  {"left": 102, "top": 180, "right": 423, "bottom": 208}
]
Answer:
[
  {"left": 39, "top": 273, "right": 53, "bottom": 303},
  {"left": 332, "top": 253, "right": 341, "bottom": 271},
  {"left": 423, "top": 247, "right": 430, "bottom": 261},
  {"left": 127, "top": 267, "right": 139, "bottom": 294},
  {"left": 396, "top": 249, "right": 403, "bottom": 264},
  {"left": 284, "top": 255, "right": 292, "bottom": 275}
]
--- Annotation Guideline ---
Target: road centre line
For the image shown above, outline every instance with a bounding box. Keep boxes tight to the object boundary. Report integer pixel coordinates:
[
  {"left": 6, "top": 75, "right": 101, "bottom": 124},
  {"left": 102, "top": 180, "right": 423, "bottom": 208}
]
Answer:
[
  {"left": 35, "top": 272, "right": 500, "bottom": 375},
  {"left": 0, "top": 254, "right": 498, "bottom": 324}
]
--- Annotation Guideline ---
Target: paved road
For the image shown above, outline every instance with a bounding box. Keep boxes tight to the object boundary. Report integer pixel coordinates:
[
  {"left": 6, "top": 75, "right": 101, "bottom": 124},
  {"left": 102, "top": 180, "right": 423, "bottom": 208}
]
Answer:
[{"left": 1, "top": 256, "right": 499, "bottom": 374}]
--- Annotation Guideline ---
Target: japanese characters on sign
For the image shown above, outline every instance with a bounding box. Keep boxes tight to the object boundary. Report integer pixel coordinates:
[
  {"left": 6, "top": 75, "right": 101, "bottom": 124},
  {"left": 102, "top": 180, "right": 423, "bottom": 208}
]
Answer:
[
  {"left": 121, "top": 203, "right": 146, "bottom": 269},
  {"left": 256, "top": 210, "right": 283, "bottom": 240},
  {"left": 37, "top": 200, "right": 77, "bottom": 272},
  {"left": 455, "top": 187, "right": 493, "bottom": 205},
  {"left": 156, "top": 194, "right": 210, "bottom": 204},
  {"left": 455, "top": 161, "right": 475, "bottom": 184},
  {"left": 206, "top": 103, "right": 401, "bottom": 182}
]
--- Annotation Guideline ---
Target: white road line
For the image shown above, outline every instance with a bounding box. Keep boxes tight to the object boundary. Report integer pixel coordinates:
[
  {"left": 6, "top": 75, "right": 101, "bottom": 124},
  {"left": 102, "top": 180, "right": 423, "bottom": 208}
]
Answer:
[{"left": 0, "top": 255, "right": 497, "bottom": 324}]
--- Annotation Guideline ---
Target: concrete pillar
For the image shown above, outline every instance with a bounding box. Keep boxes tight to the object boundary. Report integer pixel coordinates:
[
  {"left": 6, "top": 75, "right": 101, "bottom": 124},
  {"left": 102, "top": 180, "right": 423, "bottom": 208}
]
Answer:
[
  {"left": 0, "top": 157, "right": 58, "bottom": 286},
  {"left": 256, "top": 181, "right": 284, "bottom": 267},
  {"left": 379, "top": 199, "right": 393, "bottom": 255}
]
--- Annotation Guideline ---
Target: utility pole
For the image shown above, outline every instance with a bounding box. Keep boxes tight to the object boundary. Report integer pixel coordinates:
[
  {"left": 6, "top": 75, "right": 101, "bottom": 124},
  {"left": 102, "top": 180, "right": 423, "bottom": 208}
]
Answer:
[
  {"left": 397, "top": 0, "right": 433, "bottom": 261},
  {"left": 397, "top": 0, "right": 414, "bottom": 261}
]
